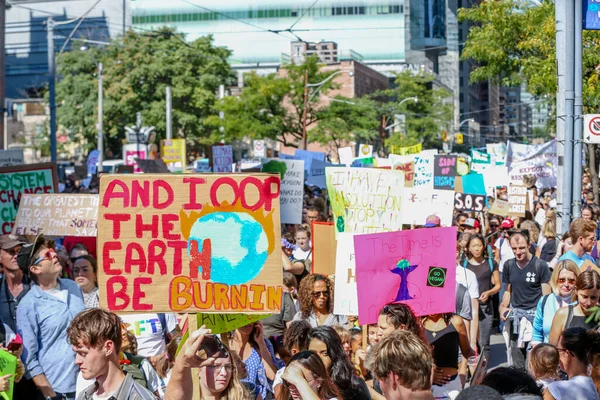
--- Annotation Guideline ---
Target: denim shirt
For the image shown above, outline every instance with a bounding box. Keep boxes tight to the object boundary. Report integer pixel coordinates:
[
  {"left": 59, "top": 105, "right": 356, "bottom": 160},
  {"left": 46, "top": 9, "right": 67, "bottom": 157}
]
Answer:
[{"left": 17, "top": 278, "right": 84, "bottom": 394}]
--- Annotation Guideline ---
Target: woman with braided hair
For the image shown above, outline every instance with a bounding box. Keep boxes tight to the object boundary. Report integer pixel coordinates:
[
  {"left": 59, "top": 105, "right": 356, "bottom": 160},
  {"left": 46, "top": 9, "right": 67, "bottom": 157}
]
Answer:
[{"left": 293, "top": 274, "right": 348, "bottom": 328}]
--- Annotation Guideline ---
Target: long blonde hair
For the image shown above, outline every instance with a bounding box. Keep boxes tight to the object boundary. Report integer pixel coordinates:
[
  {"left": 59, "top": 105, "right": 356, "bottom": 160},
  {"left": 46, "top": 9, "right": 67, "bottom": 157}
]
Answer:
[
  {"left": 542, "top": 209, "right": 557, "bottom": 239},
  {"left": 199, "top": 349, "right": 247, "bottom": 400}
]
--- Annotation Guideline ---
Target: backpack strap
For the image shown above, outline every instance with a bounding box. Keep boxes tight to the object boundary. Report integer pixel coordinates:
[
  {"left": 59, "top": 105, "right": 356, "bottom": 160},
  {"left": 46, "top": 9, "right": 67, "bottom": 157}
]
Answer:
[
  {"left": 455, "top": 283, "right": 467, "bottom": 315},
  {"left": 565, "top": 304, "right": 575, "bottom": 329},
  {"left": 540, "top": 294, "right": 550, "bottom": 320},
  {"left": 158, "top": 313, "right": 170, "bottom": 344},
  {"left": 487, "top": 244, "right": 495, "bottom": 273}
]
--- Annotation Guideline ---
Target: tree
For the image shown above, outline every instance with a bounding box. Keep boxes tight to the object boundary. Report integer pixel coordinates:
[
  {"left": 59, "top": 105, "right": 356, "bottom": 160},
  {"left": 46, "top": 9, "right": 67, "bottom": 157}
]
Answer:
[
  {"left": 205, "top": 56, "right": 341, "bottom": 148},
  {"left": 379, "top": 71, "right": 453, "bottom": 151},
  {"left": 56, "top": 28, "right": 235, "bottom": 157}
]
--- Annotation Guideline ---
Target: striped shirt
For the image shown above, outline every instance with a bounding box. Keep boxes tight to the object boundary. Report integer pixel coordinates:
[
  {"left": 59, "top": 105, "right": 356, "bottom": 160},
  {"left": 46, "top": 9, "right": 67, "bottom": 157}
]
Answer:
[{"left": 77, "top": 374, "right": 157, "bottom": 400}]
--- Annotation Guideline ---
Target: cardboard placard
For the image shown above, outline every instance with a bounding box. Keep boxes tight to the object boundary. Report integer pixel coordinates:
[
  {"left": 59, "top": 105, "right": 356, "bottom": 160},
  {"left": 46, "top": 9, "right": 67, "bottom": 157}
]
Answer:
[
  {"left": 389, "top": 143, "right": 422, "bottom": 156},
  {"left": 98, "top": 174, "right": 283, "bottom": 313},
  {"left": 213, "top": 146, "right": 233, "bottom": 173},
  {"left": 14, "top": 194, "right": 99, "bottom": 236},
  {"left": 508, "top": 184, "right": 527, "bottom": 217},
  {"left": 433, "top": 155, "right": 458, "bottom": 190},
  {"left": 394, "top": 161, "right": 415, "bottom": 187},
  {"left": 261, "top": 159, "right": 304, "bottom": 224},
  {"left": 0, "top": 350, "right": 16, "bottom": 400},
  {"left": 401, "top": 188, "right": 454, "bottom": 226},
  {"left": 115, "top": 165, "right": 134, "bottom": 174},
  {"left": 333, "top": 232, "right": 358, "bottom": 316},
  {"left": 461, "top": 173, "right": 487, "bottom": 195},
  {"left": 135, "top": 158, "right": 171, "bottom": 174},
  {"left": 326, "top": 167, "right": 404, "bottom": 234},
  {"left": 488, "top": 199, "right": 510, "bottom": 216},
  {"left": 196, "top": 313, "right": 271, "bottom": 335},
  {"left": 454, "top": 193, "right": 486, "bottom": 212},
  {"left": 338, "top": 147, "right": 354, "bottom": 166},
  {"left": 0, "top": 149, "right": 24, "bottom": 168},
  {"left": 293, "top": 149, "right": 326, "bottom": 175},
  {"left": 0, "top": 163, "right": 58, "bottom": 235},
  {"left": 414, "top": 155, "right": 434, "bottom": 188},
  {"left": 311, "top": 222, "right": 336, "bottom": 277},
  {"left": 580, "top": 260, "right": 600, "bottom": 276},
  {"left": 354, "top": 227, "right": 458, "bottom": 325}
]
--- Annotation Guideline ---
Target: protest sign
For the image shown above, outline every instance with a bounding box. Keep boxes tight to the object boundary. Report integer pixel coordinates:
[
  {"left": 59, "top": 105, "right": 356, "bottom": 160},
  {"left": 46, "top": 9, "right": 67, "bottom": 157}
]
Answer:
[
  {"left": 212, "top": 145, "right": 233, "bottom": 173},
  {"left": 508, "top": 184, "right": 527, "bottom": 217},
  {"left": 306, "top": 159, "right": 341, "bottom": 189},
  {"left": 116, "top": 165, "right": 134, "bottom": 174},
  {"left": 433, "top": 155, "right": 458, "bottom": 190},
  {"left": 312, "top": 222, "right": 336, "bottom": 277},
  {"left": 401, "top": 188, "right": 454, "bottom": 226},
  {"left": 326, "top": 167, "right": 404, "bottom": 234},
  {"left": 338, "top": 147, "right": 354, "bottom": 166},
  {"left": 0, "top": 350, "right": 16, "bottom": 400},
  {"left": 294, "top": 149, "right": 326, "bottom": 175},
  {"left": 481, "top": 166, "right": 509, "bottom": 195},
  {"left": 0, "top": 149, "right": 24, "bottom": 168},
  {"left": 87, "top": 150, "right": 99, "bottom": 175},
  {"left": 197, "top": 313, "right": 271, "bottom": 335},
  {"left": 98, "top": 173, "right": 283, "bottom": 313},
  {"left": 0, "top": 163, "right": 58, "bottom": 235},
  {"left": 461, "top": 173, "right": 487, "bottom": 195},
  {"left": 580, "top": 260, "right": 600, "bottom": 276},
  {"left": 135, "top": 158, "right": 171, "bottom": 174},
  {"left": 390, "top": 143, "right": 422, "bottom": 155},
  {"left": 262, "top": 159, "right": 304, "bottom": 224},
  {"left": 122, "top": 144, "right": 147, "bottom": 173},
  {"left": 487, "top": 142, "right": 507, "bottom": 163},
  {"left": 354, "top": 227, "right": 458, "bottom": 324},
  {"left": 413, "top": 156, "right": 434, "bottom": 188},
  {"left": 506, "top": 140, "right": 557, "bottom": 188},
  {"left": 351, "top": 157, "right": 374, "bottom": 168},
  {"left": 333, "top": 233, "right": 358, "bottom": 316},
  {"left": 454, "top": 193, "right": 486, "bottom": 212},
  {"left": 394, "top": 161, "right": 414, "bottom": 187},
  {"left": 162, "top": 139, "right": 186, "bottom": 169},
  {"left": 470, "top": 149, "right": 491, "bottom": 173},
  {"left": 14, "top": 194, "right": 98, "bottom": 236},
  {"left": 358, "top": 144, "right": 373, "bottom": 158},
  {"left": 488, "top": 199, "right": 510, "bottom": 216}
]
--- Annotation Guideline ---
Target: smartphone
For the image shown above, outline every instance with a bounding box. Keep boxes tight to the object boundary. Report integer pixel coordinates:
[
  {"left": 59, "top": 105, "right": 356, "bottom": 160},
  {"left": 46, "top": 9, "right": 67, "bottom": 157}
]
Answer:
[{"left": 199, "top": 335, "right": 228, "bottom": 359}]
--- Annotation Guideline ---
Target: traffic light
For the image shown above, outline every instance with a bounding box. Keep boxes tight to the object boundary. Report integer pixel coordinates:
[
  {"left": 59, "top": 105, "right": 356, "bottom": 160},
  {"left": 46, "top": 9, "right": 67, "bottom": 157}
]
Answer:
[
  {"left": 456, "top": 133, "right": 464, "bottom": 145},
  {"left": 441, "top": 130, "right": 447, "bottom": 142}
]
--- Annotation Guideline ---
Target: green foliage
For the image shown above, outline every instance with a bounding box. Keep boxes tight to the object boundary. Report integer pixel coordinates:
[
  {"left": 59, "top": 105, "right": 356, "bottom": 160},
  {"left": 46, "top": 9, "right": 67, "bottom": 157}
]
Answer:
[
  {"left": 380, "top": 71, "right": 453, "bottom": 151},
  {"left": 261, "top": 160, "right": 287, "bottom": 178},
  {"left": 56, "top": 28, "right": 235, "bottom": 156}
]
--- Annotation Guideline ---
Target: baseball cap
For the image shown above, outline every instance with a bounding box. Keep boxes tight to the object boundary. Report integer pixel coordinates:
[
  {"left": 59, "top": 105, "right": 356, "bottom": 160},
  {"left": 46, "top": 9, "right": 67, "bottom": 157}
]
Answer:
[
  {"left": 462, "top": 218, "right": 481, "bottom": 229},
  {"left": 501, "top": 218, "right": 515, "bottom": 229},
  {"left": 17, "top": 234, "right": 46, "bottom": 272},
  {"left": 0, "top": 234, "right": 25, "bottom": 251},
  {"left": 424, "top": 214, "right": 441, "bottom": 228}
]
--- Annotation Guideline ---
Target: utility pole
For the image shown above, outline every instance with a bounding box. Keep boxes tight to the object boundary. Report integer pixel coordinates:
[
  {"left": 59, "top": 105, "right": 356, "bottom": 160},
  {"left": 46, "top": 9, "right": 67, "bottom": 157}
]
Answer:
[
  {"left": 572, "top": 0, "right": 583, "bottom": 218},
  {"left": 301, "top": 68, "right": 309, "bottom": 150},
  {"left": 47, "top": 18, "right": 57, "bottom": 163},
  {"left": 122, "top": 0, "right": 126, "bottom": 35},
  {"left": 166, "top": 86, "right": 172, "bottom": 140},
  {"left": 555, "top": 0, "right": 566, "bottom": 234},
  {"left": 0, "top": 0, "right": 6, "bottom": 150},
  {"left": 562, "top": 0, "right": 575, "bottom": 233},
  {"left": 97, "top": 62, "right": 104, "bottom": 174}
]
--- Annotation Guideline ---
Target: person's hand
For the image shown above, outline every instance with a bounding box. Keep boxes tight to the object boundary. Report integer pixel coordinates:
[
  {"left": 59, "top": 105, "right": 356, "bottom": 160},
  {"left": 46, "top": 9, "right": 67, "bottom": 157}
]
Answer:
[
  {"left": 14, "top": 360, "right": 24, "bottom": 383},
  {"left": 354, "top": 349, "right": 367, "bottom": 364},
  {"left": 148, "top": 354, "right": 164, "bottom": 369},
  {"left": 175, "top": 326, "right": 217, "bottom": 369},
  {"left": 499, "top": 305, "right": 510, "bottom": 321},
  {"left": 479, "top": 291, "right": 490, "bottom": 303},
  {"left": 253, "top": 322, "right": 265, "bottom": 344},
  {"left": 282, "top": 363, "right": 306, "bottom": 387},
  {"left": 0, "top": 374, "right": 11, "bottom": 392},
  {"left": 557, "top": 240, "right": 565, "bottom": 256},
  {"left": 432, "top": 368, "right": 451, "bottom": 386}
]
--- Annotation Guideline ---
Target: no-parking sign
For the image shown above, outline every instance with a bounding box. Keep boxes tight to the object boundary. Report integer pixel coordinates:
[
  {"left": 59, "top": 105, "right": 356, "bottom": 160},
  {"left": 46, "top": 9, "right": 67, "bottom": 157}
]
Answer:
[{"left": 584, "top": 114, "right": 600, "bottom": 144}]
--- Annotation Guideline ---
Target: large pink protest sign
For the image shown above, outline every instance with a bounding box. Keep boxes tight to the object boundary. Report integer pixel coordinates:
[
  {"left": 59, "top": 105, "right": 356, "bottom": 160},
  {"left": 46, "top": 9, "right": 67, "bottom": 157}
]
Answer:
[{"left": 354, "top": 227, "right": 457, "bottom": 325}]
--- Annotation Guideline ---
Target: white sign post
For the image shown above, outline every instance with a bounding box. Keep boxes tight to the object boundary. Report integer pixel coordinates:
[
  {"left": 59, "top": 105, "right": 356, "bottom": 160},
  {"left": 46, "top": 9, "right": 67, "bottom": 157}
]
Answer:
[{"left": 584, "top": 114, "right": 600, "bottom": 144}]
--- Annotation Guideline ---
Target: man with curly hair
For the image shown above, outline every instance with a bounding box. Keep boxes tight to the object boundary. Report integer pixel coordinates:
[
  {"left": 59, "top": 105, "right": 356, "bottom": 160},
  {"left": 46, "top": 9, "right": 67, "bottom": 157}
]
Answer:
[{"left": 292, "top": 273, "right": 348, "bottom": 328}]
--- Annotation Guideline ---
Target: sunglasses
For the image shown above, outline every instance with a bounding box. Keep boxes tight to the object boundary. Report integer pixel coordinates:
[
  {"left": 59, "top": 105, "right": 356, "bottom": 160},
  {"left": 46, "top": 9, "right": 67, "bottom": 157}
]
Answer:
[
  {"left": 32, "top": 249, "right": 56, "bottom": 266},
  {"left": 557, "top": 278, "right": 576, "bottom": 285},
  {"left": 312, "top": 291, "right": 329, "bottom": 299},
  {"left": 2, "top": 247, "right": 21, "bottom": 257}
]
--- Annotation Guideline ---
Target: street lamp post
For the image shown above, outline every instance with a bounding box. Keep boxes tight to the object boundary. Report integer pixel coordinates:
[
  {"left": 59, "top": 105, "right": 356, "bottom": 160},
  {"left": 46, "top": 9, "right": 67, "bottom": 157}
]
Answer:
[
  {"left": 97, "top": 62, "right": 103, "bottom": 174},
  {"left": 301, "top": 70, "right": 353, "bottom": 150}
]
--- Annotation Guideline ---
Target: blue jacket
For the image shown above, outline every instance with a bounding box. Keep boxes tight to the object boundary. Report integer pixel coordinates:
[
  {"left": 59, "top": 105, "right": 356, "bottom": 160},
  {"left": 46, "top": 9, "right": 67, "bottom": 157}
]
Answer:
[
  {"left": 17, "top": 278, "right": 84, "bottom": 394},
  {"left": 532, "top": 294, "right": 577, "bottom": 343}
]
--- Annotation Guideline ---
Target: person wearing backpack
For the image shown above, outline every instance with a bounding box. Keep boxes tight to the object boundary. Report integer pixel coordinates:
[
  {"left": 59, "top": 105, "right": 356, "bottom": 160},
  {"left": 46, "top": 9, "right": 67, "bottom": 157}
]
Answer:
[
  {"left": 463, "top": 234, "right": 501, "bottom": 367},
  {"left": 499, "top": 231, "right": 552, "bottom": 369},
  {"left": 531, "top": 260, "right": 579, "bottom": 347}
]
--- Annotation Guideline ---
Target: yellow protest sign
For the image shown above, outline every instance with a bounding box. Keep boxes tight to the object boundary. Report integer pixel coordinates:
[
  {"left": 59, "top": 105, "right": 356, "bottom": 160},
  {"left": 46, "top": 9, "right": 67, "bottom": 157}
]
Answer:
[
  {"left": 162, "top": 139, "right": 186, "bottom": 166},
  {"left": 197, "top": 313, "right": 272, "bottom": 334},
  {"left": 390, "top": 143, "right": 423, "bottom": 156},
  {"left": 98, "top": 174, "right": 283, "bottom": 314}
]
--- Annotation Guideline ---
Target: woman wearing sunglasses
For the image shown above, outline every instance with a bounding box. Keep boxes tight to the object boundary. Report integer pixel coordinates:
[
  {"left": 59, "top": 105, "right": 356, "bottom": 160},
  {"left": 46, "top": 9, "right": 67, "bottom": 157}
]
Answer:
[
  {"left": 549, "top": 269, "right": 600, "bottom": 346},
  {"left": 531, "top": 260, "right": 579, "bottom": 346},
  {"left": 16, "top": 236, "right": 85, "bottom": 400},
  {"left": 293, "top": 274, "right": 348, "bottom": 328},
  {"left": 545, "top": 327, "right": 600, "bottom": 400},
  {"left": 278, "top": 351, "right": 340, "bottom": 400}
]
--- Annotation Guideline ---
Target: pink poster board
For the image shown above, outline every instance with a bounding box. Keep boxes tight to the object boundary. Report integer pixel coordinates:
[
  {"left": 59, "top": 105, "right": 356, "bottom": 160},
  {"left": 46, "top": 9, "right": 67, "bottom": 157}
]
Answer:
[{"left": 354, "top": 227, "right": 458, "bottom": 325}]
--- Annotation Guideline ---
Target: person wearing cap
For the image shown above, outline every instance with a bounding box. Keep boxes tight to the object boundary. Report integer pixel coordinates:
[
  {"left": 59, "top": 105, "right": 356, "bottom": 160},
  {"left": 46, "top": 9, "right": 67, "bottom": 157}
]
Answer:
[
  {"left": 16, "top": 235, "right": 84, "bottom": 400},
  {"left": 0, "top": 234, "right": 28, "bottom": 334},
  {"left": 461, "top": 218, "right": 481, "bottom": 234},
  {"left": 424, "top": 215, "right": 441, "bottom": 228},
  {"left": 455, "top": 213, "right": 469, "bottom": 233},
  {"left": 494, "top": 219, "right": 516, "bottom": 275}
]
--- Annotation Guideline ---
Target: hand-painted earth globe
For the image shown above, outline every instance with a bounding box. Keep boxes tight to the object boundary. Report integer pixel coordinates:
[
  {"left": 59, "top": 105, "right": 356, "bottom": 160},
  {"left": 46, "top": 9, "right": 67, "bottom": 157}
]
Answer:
[{"left": 189, "top": 212, "right": 268, "bottom": 285}]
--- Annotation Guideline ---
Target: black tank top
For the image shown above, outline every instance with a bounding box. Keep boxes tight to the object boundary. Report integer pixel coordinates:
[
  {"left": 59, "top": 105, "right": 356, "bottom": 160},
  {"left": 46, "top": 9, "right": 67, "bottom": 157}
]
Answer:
[
  {"left": 565, "top": 305, "right": 596, "bottom": 330},
  {"left": 425, "top": 322, "right": 459, "bottom": 369}
]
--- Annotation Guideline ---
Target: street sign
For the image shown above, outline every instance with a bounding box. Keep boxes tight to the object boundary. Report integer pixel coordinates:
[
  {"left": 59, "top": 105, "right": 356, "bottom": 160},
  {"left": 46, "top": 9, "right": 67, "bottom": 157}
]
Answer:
[{"left": 584, "top": 114, "right": 600, "bottom": 143}]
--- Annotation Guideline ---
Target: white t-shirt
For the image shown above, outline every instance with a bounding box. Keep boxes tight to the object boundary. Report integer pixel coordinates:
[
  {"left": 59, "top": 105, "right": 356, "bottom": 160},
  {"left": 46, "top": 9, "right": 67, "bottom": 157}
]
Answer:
[
  {"left": 456, "top": 266, "right": 480, "bottom": 299},
  {"left": 273, "top": 367, "right": 285, "bottom": 389},
  {"left": 292, "top": 247, "right": 312, "bottom": 261},
  {"left": 547, "top": 376, "right": 599, "bottom": 400},
  {"left": 495, "top": 238, "right": 515, "bottom": 273},
  {"left": 120, "top": 313, "right": 178, "bottom": 357}
]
